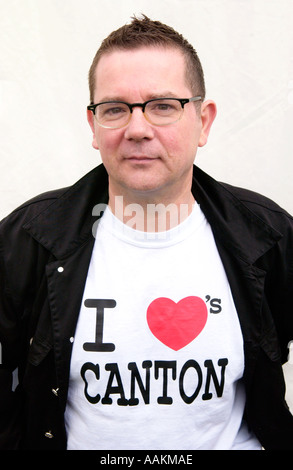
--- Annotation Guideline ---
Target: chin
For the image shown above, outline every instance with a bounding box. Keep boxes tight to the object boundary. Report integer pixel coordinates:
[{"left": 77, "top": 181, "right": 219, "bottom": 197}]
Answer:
[
  {"left": 128, "top": 183, "right": 162, "bottom": 195},
  {"left": 120, "top": 172, "right": 164, "bottom": 191}
]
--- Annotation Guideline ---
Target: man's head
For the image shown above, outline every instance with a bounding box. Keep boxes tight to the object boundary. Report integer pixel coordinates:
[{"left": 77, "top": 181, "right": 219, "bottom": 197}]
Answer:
[
  {"left": 87, "top": 16, "right": 216, "bottom": 212},
  {"left": 88, "top": 15, "right": 206, "bottom": 104}
]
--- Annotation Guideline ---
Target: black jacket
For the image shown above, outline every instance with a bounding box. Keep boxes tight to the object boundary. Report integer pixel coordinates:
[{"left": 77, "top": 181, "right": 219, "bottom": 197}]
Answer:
[{"left": 0, "top": 164, "right": 293, "bottom": 450}]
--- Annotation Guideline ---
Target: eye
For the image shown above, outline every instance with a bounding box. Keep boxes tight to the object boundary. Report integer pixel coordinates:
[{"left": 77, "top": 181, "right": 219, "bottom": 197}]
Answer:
[
  {"left": 103, "top": 105, "right": 127, "bottom": 117},
  {"left": 97, "top": 103, "right": 129, "bottom": 122},
  {"left": 157, "top": 104, "right": 173, "bottom": 111},
  {"left": 148, "top": 100, "right": 178, "bottom": 115}
]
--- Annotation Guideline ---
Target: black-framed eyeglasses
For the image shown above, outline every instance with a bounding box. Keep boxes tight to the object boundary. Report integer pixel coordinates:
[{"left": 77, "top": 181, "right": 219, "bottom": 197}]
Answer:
[{"left": 87, "top": 96, "right": 202, "bottom": 129}]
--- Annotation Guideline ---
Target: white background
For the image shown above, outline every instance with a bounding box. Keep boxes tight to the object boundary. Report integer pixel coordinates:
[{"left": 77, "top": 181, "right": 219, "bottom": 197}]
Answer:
[{"left": 1, "top": 0, "right": 293, "bottom": 411}]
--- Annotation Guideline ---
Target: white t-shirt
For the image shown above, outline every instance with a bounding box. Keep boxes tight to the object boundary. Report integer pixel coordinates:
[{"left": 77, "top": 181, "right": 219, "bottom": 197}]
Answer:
[{"left": 65, "top": 203, "right": 261, "bottom": 450}]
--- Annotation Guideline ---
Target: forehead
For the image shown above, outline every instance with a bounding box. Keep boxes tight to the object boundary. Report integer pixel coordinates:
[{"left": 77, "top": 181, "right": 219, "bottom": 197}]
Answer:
[{"left": 93, "top": 46, "right": 191, "bottom": 101}]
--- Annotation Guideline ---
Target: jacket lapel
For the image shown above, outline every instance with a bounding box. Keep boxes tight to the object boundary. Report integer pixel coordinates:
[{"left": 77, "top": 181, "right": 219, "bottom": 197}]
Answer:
[{"left": 22, "top": 164, "right": 109, "bottom": 259}]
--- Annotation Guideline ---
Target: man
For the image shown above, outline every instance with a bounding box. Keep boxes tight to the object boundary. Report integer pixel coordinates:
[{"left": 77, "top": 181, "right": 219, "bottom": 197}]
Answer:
[{"left": 0, "top": 16, "right": 292, "bottom": 450}]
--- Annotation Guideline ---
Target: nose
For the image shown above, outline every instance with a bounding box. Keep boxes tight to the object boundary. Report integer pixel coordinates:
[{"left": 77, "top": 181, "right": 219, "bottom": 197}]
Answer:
[{"left": 124, "top": 107, "right": 154, "bottom": 141}]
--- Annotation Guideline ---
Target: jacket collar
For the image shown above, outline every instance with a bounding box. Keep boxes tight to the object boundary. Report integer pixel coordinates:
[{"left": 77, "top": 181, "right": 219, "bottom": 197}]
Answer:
[
  {"left": 23, "top": 164, "right": 109, "bottom": 259},
  {"left": 23, "top": 164, "right": 282, "bottom": 264},
  {"left": 192, "top": 166, "right": 282, "bottom": 265}
]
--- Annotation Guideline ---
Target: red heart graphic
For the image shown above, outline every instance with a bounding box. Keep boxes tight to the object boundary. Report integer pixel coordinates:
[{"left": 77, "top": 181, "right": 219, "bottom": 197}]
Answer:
[{"left": 147, "top": 296, "right": 208, "bottom": 351}]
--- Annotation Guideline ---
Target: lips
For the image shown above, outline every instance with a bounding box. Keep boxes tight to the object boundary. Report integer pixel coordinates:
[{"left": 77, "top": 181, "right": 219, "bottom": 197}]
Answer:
[
  {"left": 128, "top": 155, "right": 155, "bottom": 160},
  {"left": 126, "top": 155, "right": 158, "bottom": 163}
]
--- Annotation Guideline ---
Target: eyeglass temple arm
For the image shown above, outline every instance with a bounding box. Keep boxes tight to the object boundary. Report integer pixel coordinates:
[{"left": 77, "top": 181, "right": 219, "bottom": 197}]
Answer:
[{"left": 180, "top": 96, "right": 202, "bottom": 107}]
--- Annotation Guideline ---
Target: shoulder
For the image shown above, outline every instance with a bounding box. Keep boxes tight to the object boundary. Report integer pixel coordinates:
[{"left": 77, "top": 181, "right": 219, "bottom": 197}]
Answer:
[
  {"left": 0, "top": 164, "right": 108, "bottom": 230},
  {"left": 193, "top": 165, "right": 293, "bottom": 231},
  {"left": 0, "top": 164, "right": 109, "bottom": 255},
  {"left": 14, "top": 187, "right": 67, "bottom": 213},
  {"left": 0, "top": 187, "right": 68, "bottom": 233},
  {"left": 221, "top": 182, "right": 293, "bottom": 227}
]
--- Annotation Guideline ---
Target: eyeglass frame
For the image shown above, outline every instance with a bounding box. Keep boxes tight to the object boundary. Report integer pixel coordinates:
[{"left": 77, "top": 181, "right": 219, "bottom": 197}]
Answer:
[{"left": 87, "top": 96, "right": 202, "bottom": 129}]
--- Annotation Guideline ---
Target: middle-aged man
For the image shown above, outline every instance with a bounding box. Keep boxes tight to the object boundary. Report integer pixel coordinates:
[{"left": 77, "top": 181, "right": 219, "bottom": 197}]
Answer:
[{"left": 0, "top": 15, "right": 293, "bottom": 450}]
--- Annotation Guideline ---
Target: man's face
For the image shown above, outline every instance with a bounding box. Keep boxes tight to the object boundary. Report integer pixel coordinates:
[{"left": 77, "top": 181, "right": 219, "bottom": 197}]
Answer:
[{"left": 88, "top": 46, "right": 215, "bottom": 203}]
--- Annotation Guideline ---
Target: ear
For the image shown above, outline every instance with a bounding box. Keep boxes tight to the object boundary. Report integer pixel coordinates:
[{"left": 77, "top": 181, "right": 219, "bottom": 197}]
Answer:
[
  {"left": 198, "top": 100, "right": 217, "bottom": 147},
  {"left": 87, "top": 109, "right": 99, "bottom": 150}
]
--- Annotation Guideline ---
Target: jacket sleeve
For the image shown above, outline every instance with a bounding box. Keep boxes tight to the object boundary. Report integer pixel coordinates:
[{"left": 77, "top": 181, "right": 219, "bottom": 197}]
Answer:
[
  {"left": 258, "top": 207, "right": 293, "bottom": 364},
  {"left": 0, "top": 207, "right": 49, "bottom": 449},
  {"left": 0, "top": 214, "right": 23, "bottom": 449},
  {"left": 236, "top": 189, "right": 293, "bottom": 363},
  {"left": 271, "top": 217, "right": 293, "bottom": 363}
]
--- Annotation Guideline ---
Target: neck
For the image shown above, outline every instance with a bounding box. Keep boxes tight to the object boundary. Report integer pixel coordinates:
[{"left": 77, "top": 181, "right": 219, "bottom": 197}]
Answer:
[{"left": 108, "top": 189, "right": 195, "bottom": 233}]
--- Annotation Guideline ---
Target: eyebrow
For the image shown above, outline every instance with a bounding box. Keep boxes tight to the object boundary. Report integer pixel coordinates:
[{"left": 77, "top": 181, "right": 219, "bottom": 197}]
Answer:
[
  {"left": 97, "top": 91, "right": 180, "bottom": 103},
  {"left": 146, "top": 91, "right": 180, "bottom": 100}
]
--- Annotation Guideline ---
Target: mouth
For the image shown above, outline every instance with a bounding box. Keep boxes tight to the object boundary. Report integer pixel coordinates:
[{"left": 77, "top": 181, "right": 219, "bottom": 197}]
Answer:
[{"left": 126, "top": 155, "right": 158, "bottom": 163}]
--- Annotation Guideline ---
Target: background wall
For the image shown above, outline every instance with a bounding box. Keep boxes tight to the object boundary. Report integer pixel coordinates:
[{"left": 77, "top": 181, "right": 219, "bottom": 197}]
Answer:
[
  {"left": 1, "top": 0, "right": 293, "bottom": 409},
  {"left": 1, "top": 0, "right": 293, "bottom": 219}
]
